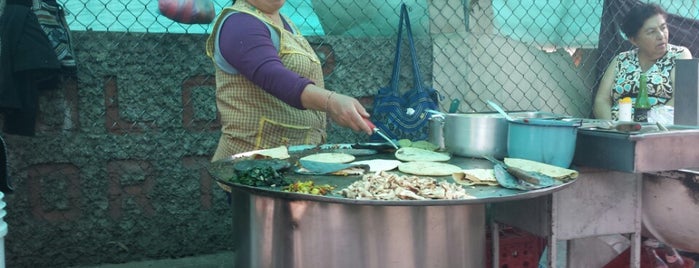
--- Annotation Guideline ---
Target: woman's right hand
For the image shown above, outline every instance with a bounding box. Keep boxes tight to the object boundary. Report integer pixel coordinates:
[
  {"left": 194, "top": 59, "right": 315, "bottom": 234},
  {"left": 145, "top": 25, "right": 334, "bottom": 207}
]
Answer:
[
  {"left": 325, "top": 93, "right": 373, "bottom": 135},
  {"left": 300, "top": 85, "right": 373, "bottom": 135}
]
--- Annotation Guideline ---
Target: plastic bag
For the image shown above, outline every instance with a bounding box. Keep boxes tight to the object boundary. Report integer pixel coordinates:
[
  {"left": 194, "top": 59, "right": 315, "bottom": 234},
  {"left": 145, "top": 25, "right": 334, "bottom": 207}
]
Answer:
[
  {"left": 648, "top": 105, "right": 674, "bottom": 125},
  {"left": 158, "top": 0, "right": 215, "bottom": 24}
]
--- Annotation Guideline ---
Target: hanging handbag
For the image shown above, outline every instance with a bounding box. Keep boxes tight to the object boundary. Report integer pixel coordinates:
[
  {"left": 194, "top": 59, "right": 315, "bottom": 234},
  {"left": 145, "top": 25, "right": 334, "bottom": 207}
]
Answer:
[
  {"left": 32, "top": 0, "right": 77, "bottom": 73},
  {"left": 371, "top": 3, "right": 441, "bottom": 142},
  {"left": 158, "top": 0, "right": 215, "bottom": 24}
]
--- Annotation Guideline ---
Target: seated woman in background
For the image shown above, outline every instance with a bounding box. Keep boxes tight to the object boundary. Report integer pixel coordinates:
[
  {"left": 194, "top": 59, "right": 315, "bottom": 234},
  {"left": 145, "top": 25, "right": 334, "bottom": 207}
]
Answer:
[
  {"left": 593, "top": 3, "right": 699, "bottom": 265},
  {"left": 593, "top": 3, "right": 692, "bottom": 120}
]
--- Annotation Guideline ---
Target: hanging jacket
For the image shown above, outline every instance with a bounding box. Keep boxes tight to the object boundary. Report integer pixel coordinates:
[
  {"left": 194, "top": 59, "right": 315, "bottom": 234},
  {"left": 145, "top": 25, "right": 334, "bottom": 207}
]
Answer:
[{"left": 0, "top": 1, "right": 61, "bottom": 136}]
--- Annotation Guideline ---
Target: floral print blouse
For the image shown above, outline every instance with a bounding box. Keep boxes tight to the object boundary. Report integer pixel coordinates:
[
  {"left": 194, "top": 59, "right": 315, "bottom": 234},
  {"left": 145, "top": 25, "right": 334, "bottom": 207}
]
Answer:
[{"left": 610, "top": 44, "right": 686, "bottom": 120}]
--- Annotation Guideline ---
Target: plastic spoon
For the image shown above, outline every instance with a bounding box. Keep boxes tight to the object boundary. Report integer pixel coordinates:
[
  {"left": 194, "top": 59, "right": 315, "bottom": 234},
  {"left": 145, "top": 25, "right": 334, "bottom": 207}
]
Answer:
[{"left": 487, "top": 100, "right": 515, "bottom": 121}]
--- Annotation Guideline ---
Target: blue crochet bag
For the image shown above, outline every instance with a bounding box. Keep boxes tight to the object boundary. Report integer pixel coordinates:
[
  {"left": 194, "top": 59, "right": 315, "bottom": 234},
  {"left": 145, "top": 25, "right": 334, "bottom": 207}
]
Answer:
[{"left": 371, "top": 4, "right": 441, "bottom": 141}]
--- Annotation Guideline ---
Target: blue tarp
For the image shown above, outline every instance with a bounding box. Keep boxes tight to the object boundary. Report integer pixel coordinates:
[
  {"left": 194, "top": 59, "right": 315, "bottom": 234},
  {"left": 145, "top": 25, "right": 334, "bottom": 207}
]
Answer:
[
  {"left": 62, "top": 0, "right": 699, "bottom": 48},
  {"left": 492, "top": 0, "right": 602, "bottom": 48}
]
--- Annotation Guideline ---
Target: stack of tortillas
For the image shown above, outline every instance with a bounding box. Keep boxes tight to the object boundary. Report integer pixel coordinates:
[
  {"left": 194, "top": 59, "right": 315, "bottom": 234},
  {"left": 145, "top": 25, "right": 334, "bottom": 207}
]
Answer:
[
  {"left": 452, "top": 168, "right": 499, "bottom": 186},
  {"left": 504, "top": 158, "right": 578, "bottom": 181},
  {"left": 394, "top": 147, "right": 461, "bottom": 176}
]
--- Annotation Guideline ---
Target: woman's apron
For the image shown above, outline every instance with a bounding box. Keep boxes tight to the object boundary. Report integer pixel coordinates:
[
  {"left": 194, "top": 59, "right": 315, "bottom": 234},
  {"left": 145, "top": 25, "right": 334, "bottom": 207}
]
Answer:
[{"left": 206, "top": 1, "right": 326, "bottom": 164}]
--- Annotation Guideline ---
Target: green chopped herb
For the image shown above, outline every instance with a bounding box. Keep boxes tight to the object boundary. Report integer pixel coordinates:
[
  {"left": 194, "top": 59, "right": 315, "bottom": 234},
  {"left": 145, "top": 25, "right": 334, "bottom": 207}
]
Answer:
[{"left": 230, "top": 166, "right": 290, "bottom": 187}]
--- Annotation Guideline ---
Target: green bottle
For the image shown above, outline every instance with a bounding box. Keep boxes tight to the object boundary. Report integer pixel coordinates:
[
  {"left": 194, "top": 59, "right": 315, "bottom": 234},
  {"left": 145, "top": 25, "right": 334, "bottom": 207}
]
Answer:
[{"left": 634, "top": 73, "right": 651, "bottom": 122}]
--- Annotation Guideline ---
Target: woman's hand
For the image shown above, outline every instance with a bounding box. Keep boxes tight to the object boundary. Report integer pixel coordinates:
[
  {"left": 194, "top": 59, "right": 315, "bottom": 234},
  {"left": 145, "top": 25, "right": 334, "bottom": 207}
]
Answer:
[
  {"left": 300, "top": 85, "right": 373, "bottom": 135},
  {"left": 324, "top": 93, "right": 373, "bottom": 135}
]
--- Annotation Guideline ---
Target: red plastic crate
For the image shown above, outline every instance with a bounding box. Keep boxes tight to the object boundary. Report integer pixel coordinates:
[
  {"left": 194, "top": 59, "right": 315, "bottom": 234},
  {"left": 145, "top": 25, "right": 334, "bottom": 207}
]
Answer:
[{"left": 486, "top": 227, "right": 546, "bottom": 268}]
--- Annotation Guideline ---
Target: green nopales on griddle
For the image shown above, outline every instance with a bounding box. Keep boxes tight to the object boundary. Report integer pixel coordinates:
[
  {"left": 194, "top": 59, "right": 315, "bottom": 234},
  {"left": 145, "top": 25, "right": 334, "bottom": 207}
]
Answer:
[{"left": 230, "top": 166, "right": 290, "bottom": 187}]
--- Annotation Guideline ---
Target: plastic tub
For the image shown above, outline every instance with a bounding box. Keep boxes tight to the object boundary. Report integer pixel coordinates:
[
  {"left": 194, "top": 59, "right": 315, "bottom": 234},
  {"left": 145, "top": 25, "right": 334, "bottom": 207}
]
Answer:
[{"left": 507, "top": 118, "right": 580, "bottom": 168}]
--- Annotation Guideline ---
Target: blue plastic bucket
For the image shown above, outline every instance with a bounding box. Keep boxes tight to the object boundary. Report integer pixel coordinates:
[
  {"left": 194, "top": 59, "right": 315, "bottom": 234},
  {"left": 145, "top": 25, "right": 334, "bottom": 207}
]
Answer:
[{"left": 507, "top": 118, "right": 580, "bottom": 168}]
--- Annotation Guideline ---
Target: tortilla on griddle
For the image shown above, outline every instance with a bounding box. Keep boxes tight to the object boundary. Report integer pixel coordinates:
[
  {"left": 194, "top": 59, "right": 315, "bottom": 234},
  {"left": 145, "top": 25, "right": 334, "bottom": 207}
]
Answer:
[
  {"left": 351, "top": 159, "right": 401, "bottom": 172},
  {"left": 254, "top": 146, "right": 290, "bottom": 159},
  {"left": 300, "top": 152, "right": 355, "bottom": 163},
  {"left": 452, "top": 168, "right": 499, "bottom": 186},
  {"left": 398, "top": 161, "right": 461, "bottom": 176},
  {"left": 394, "top": 147, "right": 450, "bottom": 162},
  {"left": 504, "top": 158, "right": 578, "bottom": 181}
]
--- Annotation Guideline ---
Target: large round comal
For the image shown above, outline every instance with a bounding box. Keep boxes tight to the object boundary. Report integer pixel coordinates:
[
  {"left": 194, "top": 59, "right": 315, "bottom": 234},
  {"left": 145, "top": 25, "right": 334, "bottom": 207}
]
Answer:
[
  {"left": 443, "top": 112, "right": 508, "bottom": 158},
  {"left": 507, "top": 119, "right": 578, "bottom": 168}
]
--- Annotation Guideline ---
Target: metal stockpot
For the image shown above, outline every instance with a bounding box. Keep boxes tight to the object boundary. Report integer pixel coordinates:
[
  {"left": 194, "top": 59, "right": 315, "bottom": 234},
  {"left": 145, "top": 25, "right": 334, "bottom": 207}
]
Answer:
[
  {"left": 441, "top": 112, "right": 509, "bottom": 158},
  {"left": 430, "top": 111, "right": 559, "bottom": 158}
]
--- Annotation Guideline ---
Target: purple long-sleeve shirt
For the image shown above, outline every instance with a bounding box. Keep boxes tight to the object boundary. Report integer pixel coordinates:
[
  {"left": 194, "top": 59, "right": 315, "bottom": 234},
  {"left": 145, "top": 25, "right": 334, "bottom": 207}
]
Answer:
[{"left": 218, "top": 13, "right": 314, "bottom": 109}]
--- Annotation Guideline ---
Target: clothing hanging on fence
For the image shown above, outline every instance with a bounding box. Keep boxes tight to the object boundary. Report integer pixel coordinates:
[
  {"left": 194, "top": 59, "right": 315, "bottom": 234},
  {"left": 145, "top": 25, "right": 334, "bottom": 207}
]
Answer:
[{"left": 0, "top": 0, "right": 61, "bottom": 136}]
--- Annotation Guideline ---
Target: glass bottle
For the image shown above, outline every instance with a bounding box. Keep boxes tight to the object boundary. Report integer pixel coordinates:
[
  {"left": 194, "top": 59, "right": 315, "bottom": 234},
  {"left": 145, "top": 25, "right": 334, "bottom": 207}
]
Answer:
[{"left": 634, "top": 73, "right": 651, "bottom": 122}]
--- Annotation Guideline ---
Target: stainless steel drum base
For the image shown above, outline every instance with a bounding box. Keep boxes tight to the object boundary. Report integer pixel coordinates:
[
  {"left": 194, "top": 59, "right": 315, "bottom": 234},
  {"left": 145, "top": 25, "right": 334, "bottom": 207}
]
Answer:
[
  {"left": 642, "top": 171, "right": 699, "bottom": 252},
  {"left": 230, "top": 188, "right": 486, "bottom": 268}
]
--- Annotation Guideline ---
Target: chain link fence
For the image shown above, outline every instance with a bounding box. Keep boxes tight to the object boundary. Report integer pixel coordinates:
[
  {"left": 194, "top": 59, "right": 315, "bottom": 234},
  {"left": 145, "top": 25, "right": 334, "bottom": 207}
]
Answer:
[
  {"left": 57, "top": 0, "right": 699, "bottom": 139},
  {"left": 2, "top": 0, "right": 699, "bottom": 267}
]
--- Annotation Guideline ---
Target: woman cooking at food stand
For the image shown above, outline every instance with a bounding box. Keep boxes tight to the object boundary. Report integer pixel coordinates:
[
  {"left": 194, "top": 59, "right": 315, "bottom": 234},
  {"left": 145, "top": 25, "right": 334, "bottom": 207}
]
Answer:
[
  {"left": 592, "top": 3, "right": 696, "bottom": 265},
  {"left": 593, "top": 3, "right": 692, "bottom": 120},
  {"left": 206, "top": 0, "right": 373, "bottom": 165}
]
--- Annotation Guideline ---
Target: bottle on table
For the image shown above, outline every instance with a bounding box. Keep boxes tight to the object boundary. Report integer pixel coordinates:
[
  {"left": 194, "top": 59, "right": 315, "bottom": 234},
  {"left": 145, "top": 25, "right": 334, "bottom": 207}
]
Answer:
[{"left": 634, "top": 73, "right": 651, "bottom": 122}]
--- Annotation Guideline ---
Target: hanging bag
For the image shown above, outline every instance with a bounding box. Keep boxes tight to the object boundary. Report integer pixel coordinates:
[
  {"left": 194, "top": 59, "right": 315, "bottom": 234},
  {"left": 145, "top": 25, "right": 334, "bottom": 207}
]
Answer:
[
  {"left": 371, "top": 4, "right": 440, "bottom": 142},
  {"left": 158, "top": 0, "right": 215, "bottom": 24}
]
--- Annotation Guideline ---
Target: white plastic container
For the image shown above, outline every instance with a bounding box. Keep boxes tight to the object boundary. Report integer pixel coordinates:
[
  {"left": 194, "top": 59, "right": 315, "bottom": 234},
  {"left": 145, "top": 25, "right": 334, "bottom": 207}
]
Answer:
[{"left": 618, "top": 97, "right": 633, "bottom": 122}]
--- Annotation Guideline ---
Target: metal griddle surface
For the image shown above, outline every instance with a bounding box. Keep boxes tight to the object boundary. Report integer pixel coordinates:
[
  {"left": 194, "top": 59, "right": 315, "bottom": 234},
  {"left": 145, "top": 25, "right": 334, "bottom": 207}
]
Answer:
[{"left": 208, "top": 144, "right": 577, "bottom": 206}]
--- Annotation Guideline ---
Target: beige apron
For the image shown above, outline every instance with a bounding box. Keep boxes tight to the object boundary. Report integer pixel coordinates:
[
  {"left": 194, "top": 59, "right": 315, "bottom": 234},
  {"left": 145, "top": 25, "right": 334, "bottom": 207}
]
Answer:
[{"left": 206, "top": 1, "right": 327, "bottom": 164}]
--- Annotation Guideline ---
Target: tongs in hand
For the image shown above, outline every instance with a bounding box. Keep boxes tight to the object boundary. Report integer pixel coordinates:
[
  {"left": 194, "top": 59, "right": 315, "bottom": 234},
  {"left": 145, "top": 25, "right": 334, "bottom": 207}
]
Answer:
[{"left": 362, "top": 118, "right": 399, "bottom": 149}]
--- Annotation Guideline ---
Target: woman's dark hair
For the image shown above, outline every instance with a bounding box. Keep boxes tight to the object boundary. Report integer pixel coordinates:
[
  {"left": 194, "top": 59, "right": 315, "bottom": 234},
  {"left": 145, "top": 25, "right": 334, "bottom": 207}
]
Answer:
[{"left": 621, "top": 3, "right": 667, "bottom": 38}]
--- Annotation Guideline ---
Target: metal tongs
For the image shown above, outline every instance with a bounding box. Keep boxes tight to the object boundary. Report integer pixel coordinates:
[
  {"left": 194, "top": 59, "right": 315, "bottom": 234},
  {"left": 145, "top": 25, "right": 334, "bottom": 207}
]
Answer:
[{"left": 362, "top": 118, "right": 399, "bottom": 149}]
